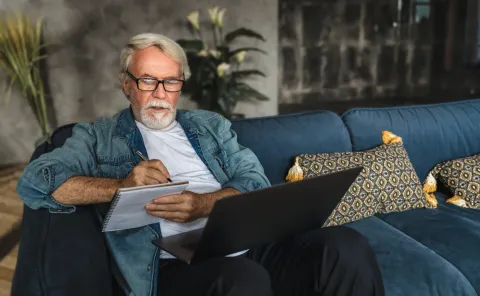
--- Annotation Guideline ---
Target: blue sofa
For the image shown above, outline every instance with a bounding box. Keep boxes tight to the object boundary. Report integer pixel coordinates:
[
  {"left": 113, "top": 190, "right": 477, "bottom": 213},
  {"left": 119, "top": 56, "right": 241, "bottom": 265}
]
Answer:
[
  {"left": 232, "top": 98, "right": 480, "bottom": 296},
  {"left": 12, "top": 99, "right": 480, "bottom": 295}
]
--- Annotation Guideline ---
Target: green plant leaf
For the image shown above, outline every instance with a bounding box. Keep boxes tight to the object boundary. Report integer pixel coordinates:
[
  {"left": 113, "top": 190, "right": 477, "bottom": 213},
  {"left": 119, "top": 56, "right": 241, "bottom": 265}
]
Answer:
[
  {"left": 225, "top": 28, "right": 265, "bottom": 43},
  {"left": 3, "top": 77, "right": 15, "bottom": 104},
  {"left": 215, "top": 45, "right": 230, "bottom": 62},
  {"left": 0, "top": 11, "right": 51, "bottom": 136},
  {"left": 234, "top": 82, "right": 269, "bottom": 101},
  {"left": 196, "top": 58, "right": 217, "bottom": 83},
  {"left": 30, "top": 54, "right": 47, "bottom": 64},
  {"left": 232, "top": 69, "right": 266, "bottom": 78},
  {"left": 228, "top": 47, "right": 266, "bottom": 58},
  {"left": 176, "top": 39, "right": 205, "bottom": 52}
]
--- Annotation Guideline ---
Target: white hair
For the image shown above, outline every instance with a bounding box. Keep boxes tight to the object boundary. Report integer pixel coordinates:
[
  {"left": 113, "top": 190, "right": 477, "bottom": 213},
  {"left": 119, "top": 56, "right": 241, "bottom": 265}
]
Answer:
[{"left": 119, "top": 33, "right": 191, "bottom": 80}]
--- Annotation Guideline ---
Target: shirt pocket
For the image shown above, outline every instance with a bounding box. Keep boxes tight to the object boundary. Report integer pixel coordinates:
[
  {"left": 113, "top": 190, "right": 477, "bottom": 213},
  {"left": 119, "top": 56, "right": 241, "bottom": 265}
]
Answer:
[{"left": 95, "top": 154, "right": 135, "bottom": 179}]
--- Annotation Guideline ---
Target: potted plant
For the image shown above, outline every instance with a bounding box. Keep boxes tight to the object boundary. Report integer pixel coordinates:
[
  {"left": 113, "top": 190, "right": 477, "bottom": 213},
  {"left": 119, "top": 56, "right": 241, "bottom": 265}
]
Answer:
[
  {"left": 0, "top": 12, "right": 51, "bottom": 144},
  {"left": 177, "top": 7, "right": 269, "bottom": 119}
]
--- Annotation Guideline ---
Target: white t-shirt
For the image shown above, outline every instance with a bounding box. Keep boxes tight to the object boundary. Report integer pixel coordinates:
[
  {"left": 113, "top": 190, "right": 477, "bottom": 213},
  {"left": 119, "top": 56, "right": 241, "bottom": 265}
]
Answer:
[{"left": 136, "top": 120, "right": 246, "bottom": 258}]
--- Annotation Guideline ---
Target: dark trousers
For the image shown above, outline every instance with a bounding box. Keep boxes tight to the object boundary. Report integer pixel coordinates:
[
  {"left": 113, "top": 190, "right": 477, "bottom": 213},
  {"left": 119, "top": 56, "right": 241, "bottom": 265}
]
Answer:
[{"left": 158, "top": 226, "right": 385, "bottom": 296}]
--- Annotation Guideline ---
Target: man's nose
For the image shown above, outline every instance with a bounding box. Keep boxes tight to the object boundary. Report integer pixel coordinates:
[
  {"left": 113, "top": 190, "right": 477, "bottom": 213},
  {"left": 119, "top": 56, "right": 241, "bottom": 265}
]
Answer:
[{"left": 152, "top": 83, "right": 167, "bottom": 99}]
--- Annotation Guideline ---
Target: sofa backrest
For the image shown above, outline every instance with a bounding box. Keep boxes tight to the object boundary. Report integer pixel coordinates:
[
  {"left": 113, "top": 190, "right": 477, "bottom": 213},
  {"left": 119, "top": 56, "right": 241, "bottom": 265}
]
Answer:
[
  {"left": 341, "top": 99, "right": 480, "bottom": 181},
  {"left": 231, "top": 111, "right": 352, "bottom": 185}
]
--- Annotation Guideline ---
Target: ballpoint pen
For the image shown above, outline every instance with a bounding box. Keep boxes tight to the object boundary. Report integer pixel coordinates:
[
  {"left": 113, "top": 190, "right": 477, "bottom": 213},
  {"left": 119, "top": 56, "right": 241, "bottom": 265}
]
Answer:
[{"left": 135, "top": 150, "right": 173, "bottom": 182}]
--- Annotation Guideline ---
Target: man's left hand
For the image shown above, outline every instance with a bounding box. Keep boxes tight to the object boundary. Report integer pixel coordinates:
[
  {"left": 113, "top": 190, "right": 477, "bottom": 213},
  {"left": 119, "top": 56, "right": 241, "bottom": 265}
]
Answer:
[{"left": 145, "top": 191, "right": 214, "bottom": 223}]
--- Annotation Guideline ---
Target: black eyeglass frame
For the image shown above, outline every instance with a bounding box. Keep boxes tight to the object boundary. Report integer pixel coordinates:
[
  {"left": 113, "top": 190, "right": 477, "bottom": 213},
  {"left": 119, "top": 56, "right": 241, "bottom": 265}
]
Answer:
[{"left": 126, "top": 70, "right": 185, "bottom": 92}]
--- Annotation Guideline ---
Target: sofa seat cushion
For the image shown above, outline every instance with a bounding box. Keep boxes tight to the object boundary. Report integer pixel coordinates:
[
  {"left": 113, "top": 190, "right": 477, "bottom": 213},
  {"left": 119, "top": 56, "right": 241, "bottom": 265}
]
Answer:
[
  {"left": 347, "top": 216, "right": 477, "bottom": 296},
  {"left": 341, "top": 99, "right": 480, "bottom": 181},
  {"left": 231, "top": 111, "right": 352, "bottom": 185},
  {"left": 378, "top": 192, "right": 480, "bottom": 294}
]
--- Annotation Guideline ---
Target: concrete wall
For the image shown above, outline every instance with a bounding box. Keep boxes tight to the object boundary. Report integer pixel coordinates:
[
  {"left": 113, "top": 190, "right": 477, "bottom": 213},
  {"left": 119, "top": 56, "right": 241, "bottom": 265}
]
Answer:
[
  {"left": 279, "top": 0, "right": 434, "bottom": 112},
  {"left": 0, "top": 0, "right": 278, "bottom": 165}
]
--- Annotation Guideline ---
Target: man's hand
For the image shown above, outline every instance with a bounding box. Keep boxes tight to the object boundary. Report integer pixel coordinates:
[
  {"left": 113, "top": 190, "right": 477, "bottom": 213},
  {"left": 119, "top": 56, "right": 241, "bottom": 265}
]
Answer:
[
  {"left": 121, "top": 160, "right": 170, "bottom": 187},
  {"left": 145, "top": 191, "right": 213, "bottom": 223}
]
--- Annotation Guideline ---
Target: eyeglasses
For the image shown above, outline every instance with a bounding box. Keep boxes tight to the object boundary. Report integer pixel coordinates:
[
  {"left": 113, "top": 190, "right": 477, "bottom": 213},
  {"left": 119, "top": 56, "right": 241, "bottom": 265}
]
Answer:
[{"left": 126, "top": 70, "right": 184, "bottom": 92}]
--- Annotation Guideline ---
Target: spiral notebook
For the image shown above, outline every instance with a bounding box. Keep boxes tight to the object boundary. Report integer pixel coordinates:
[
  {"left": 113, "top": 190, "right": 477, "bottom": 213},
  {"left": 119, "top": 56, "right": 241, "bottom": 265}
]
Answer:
[{"left": 102, "top": 181, "right": 189, "bottom": 232}]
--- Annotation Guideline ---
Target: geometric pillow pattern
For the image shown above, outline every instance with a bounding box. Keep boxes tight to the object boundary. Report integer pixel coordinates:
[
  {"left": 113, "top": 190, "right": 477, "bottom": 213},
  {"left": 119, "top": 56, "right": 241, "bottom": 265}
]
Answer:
[
  {"left": 430, "top": 154, "right": 480, "bottom": 209},
  {"left": 295, "top": 142, "right": 431, "bottom": 227}
]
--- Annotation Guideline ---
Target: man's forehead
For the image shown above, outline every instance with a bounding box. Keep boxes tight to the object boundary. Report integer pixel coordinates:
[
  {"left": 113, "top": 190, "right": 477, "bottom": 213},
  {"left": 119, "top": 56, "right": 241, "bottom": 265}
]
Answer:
[
  {"left": 137, "top": 68, "right": 181, "bottom": 78},
  {"left": 131, "top": 49, "right": 181, "bottom": 77}
]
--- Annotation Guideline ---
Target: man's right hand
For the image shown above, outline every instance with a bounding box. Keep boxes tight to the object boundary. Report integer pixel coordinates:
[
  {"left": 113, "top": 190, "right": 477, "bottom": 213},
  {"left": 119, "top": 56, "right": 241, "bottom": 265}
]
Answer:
[{"left": 121, "top": 160, "right": 171, "bottom": 187}]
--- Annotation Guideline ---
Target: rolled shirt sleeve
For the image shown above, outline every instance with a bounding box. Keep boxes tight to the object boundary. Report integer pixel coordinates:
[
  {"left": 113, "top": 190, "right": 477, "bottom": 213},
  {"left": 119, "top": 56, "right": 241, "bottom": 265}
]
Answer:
[{"left": 16, "top": 123, "right": 98, "bottom": 214}]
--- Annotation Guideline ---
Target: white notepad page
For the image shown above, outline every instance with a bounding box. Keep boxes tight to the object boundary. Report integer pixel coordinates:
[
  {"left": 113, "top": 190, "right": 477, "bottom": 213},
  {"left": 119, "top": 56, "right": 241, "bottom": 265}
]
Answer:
[{"left": 102, "top": 181, "right": 189, "bottom": 232}]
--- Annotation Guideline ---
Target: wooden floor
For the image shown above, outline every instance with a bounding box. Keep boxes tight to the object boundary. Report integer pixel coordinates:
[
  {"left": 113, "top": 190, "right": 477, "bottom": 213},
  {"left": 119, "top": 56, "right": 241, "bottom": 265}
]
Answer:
[{"left": 0, "top": 165, "right": 25, "bottom": 296}]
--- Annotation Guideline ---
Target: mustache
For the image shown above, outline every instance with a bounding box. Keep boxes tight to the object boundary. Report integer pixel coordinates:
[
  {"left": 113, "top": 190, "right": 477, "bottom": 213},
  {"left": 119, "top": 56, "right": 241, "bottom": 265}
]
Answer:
[{"left": 144, "top": 100, "right": 173, "bottom": 110}]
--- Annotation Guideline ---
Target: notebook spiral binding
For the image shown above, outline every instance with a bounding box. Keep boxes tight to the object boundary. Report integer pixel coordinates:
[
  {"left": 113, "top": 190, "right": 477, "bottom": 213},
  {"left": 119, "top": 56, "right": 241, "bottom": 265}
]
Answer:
[{"left": 101, "top": 191, "right": 122, "bottom": 232}]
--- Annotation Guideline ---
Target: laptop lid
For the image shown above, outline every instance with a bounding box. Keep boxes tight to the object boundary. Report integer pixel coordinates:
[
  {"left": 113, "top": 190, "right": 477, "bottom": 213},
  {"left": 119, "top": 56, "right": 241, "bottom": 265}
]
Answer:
[{"left": 154, "top": 166, "right": 363, "bottom": 264}]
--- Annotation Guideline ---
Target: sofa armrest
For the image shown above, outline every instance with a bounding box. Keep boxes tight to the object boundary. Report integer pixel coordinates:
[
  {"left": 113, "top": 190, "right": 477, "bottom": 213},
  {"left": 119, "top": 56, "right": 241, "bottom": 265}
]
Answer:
[
  {"left": 11, "top": 204, "right": 120, "bottom": 296},
  {"left": 11, "top": 139, "right": 124, "bottom": 296}
]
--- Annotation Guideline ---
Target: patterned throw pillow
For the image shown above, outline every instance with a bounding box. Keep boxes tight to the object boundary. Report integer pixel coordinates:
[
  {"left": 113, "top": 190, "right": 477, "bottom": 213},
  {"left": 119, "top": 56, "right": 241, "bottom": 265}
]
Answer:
[
  {"left": 428, "top": 154, "right": 480, "bottom": 209},
  {"left": 286, "top": 131, "right": 433, "bottom": 227}
]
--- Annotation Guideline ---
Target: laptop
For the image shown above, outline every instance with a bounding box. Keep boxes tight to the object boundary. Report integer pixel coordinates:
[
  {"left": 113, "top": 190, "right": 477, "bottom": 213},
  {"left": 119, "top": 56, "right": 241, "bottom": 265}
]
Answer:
[{"left": 152, "top": 166, "right": 363, "bottom": 265}]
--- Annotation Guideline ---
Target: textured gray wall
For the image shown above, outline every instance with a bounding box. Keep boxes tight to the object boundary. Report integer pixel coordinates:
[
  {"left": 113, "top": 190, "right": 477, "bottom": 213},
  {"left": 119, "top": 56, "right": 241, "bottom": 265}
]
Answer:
[{"left": 0, "top": 0, "right": 278, "bottom": 165}]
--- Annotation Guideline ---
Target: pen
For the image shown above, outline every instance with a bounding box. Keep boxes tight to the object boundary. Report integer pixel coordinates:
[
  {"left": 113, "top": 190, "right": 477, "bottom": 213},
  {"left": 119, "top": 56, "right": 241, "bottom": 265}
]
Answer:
[{"left": 135, "top": 150, "right": 173, "bottom": 183}]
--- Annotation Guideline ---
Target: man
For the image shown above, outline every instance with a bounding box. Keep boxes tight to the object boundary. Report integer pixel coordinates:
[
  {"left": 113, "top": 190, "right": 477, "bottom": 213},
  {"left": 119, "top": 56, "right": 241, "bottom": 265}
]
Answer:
[{"left": 17, "top": 33, "right": 384, "bottom": 296}]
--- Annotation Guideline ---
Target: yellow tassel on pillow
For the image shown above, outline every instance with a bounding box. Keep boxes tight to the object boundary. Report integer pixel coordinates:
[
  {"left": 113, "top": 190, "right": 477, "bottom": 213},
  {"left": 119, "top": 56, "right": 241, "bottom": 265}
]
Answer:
[
  {"left": 423, "top": 173, "right": 438, "bottom": 208},
  {"left": 446, "top": 196, "right": 468, "bottom": 208},
  {"left": 382, "top": 131, "right": 403, "bottom": 144},
  {"left": 286, "top": 157, "right": 304, "bottom": 182},
  {"left": 425, "top": 193, "right": 438, "bottom": 208},
  {"left": 423, "top": 172, "right": 437, "bottom": 193}
]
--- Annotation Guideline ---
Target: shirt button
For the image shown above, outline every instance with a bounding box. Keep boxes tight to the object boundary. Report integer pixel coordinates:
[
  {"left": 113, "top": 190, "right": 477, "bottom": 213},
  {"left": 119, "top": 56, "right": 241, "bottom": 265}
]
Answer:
[{"left": 147, "top": 265, "right": 151, "bottom": 272}]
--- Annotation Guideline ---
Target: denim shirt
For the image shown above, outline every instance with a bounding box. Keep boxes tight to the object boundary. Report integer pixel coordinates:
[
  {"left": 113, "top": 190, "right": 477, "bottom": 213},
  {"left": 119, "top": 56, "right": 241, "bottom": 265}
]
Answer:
[{"left": 16, "top": 107, "right": 271, "bottom": 296}]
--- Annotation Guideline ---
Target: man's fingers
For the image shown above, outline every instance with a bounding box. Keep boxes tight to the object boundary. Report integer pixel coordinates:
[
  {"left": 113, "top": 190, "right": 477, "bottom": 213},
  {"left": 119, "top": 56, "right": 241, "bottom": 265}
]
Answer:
[
  {"left": 144, "top": 160, "right": 170, "bottom": 178},
  {"left": 130, "top": 175, "right": 160, "bottom": 186},
  {"left": 169, "top": 218, "right": 187, "bottom": 223},
  {"left": 145, "top": 203, "right": 187, "bottom": 212},
  {"left": 146, "top": 210, "right": 188, "bottom": 222},
  {"left": 144, "top": 168, "right": 169, "bottom": 184},
  {"left": 152, "top": 194, "right": 184, "bottom": 204},
  {"left": 142, "top": 175, "right": 162, "bottom": 185}
]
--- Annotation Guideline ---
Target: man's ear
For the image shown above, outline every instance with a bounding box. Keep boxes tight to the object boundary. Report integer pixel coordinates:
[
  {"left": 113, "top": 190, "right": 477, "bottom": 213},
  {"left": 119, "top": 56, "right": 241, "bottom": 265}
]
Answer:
[{"left": 120, "top": 73, "right": 129, "bottom": 97}]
